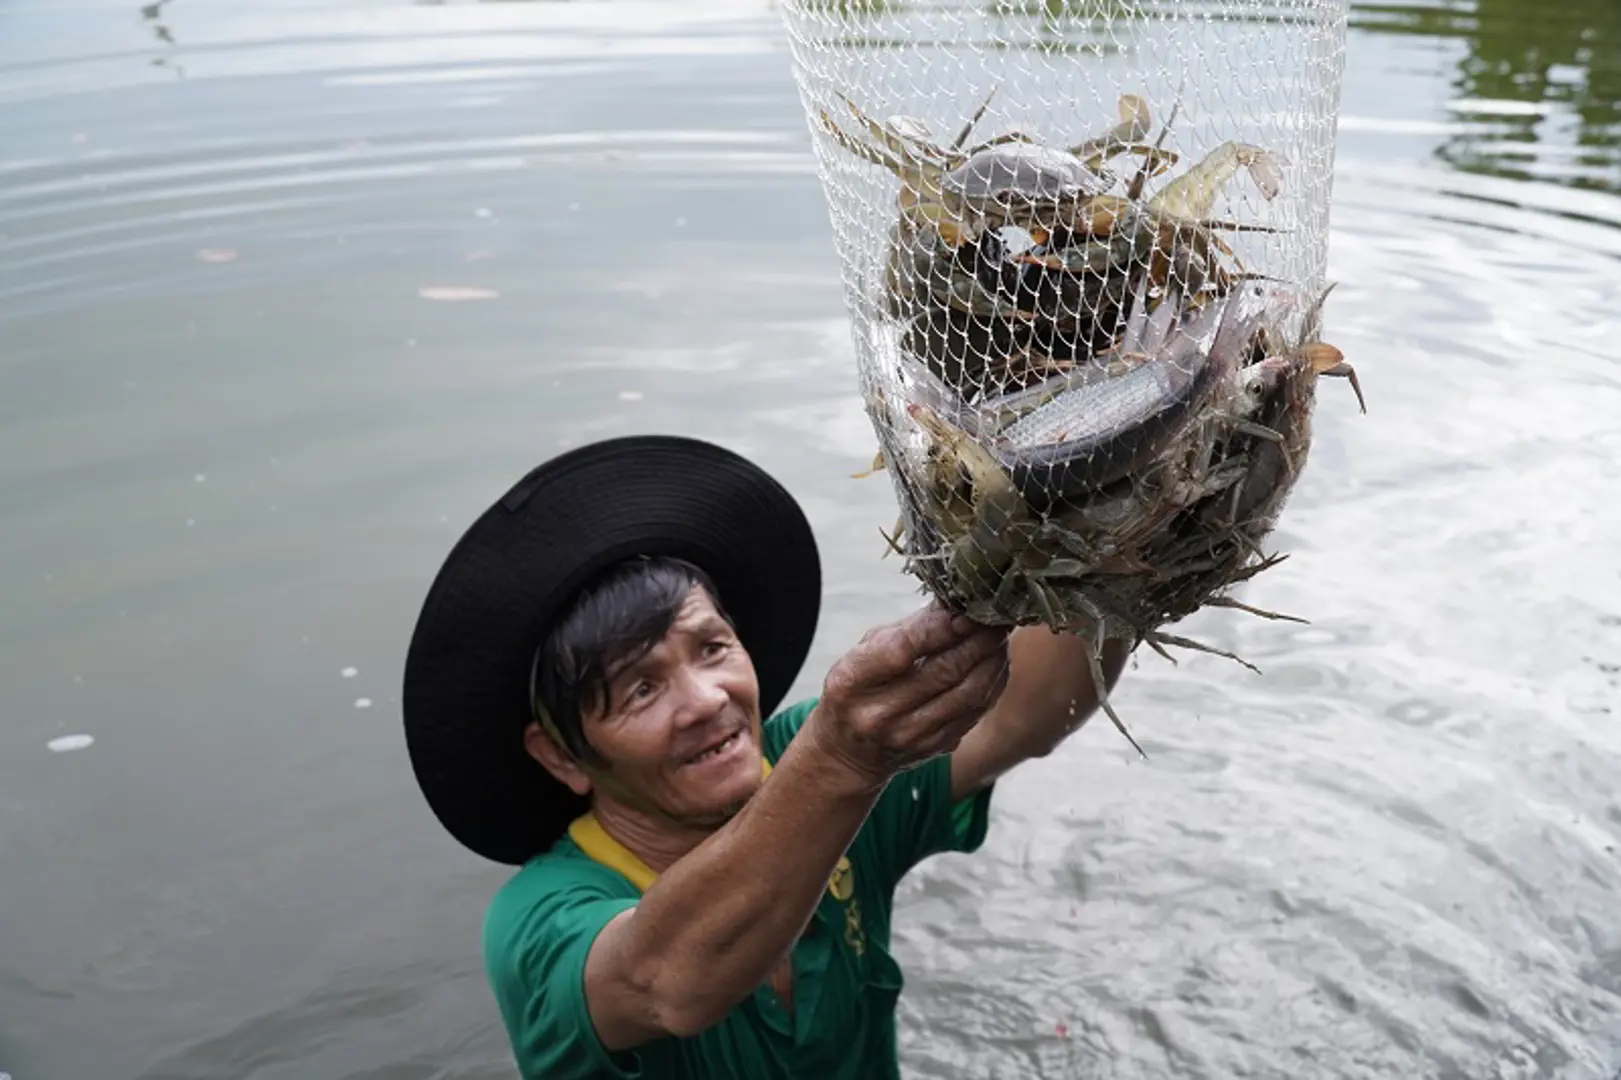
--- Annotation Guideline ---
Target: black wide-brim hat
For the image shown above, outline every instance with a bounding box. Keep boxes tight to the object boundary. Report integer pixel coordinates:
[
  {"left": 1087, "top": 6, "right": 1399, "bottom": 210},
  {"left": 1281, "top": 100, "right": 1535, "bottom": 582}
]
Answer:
[{"left": 402, "top": 435, "right": 822, "bottom": 866}]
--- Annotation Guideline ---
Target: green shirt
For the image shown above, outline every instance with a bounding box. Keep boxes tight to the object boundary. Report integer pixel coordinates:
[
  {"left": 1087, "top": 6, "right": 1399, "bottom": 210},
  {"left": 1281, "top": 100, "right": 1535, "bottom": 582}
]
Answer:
[{"left": 482, "top": 697, "right": 996, "bottom": 1080}]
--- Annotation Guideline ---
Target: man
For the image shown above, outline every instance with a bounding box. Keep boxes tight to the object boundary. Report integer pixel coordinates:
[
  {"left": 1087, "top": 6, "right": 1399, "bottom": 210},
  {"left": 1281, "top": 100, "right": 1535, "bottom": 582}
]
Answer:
[{"left": 403, "top": 434, "right": 1127, "bottom": 1080}]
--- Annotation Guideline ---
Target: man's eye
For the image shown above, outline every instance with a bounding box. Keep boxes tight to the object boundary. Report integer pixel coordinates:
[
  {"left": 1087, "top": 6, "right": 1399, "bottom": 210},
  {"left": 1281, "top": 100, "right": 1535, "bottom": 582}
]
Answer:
[
  {"left": 627, "top": 681, "right": 654, "bottom": 702},
  {"left": 704, "top": 639, "right": 731, "bottom": 657}
]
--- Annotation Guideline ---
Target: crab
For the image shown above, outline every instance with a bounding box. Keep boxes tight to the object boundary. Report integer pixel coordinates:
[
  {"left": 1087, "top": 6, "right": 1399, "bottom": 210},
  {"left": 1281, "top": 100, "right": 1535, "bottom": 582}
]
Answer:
[{"left": 818, "top": 89, "right": 1170, "bottom": 247}]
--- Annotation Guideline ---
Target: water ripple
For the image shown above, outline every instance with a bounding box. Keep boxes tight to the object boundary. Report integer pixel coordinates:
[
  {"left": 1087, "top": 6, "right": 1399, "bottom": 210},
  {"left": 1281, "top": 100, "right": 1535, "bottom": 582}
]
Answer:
[{"left": 3, "top": 1, "right": 1621, "bottom": 1079}]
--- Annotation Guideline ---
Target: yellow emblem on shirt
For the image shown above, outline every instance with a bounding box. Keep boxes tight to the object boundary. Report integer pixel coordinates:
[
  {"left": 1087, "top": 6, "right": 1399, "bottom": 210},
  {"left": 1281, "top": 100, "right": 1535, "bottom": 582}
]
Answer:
[{"left": 827, "top": 855, "right": 854, "bottom": 902}]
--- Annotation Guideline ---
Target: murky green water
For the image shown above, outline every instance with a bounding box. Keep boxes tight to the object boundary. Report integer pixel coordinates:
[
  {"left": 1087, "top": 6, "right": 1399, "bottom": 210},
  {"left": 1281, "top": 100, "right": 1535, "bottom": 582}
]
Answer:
[{"left": 1, "top": 1, "right": 1618, "bottom": 1077}]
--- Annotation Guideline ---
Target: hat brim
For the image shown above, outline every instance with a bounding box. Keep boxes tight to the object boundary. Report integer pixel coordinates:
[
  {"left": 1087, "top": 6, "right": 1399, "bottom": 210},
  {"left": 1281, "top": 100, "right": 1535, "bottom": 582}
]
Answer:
[{"left": 402, "top": 435, "right": 822, "bottom": 866}]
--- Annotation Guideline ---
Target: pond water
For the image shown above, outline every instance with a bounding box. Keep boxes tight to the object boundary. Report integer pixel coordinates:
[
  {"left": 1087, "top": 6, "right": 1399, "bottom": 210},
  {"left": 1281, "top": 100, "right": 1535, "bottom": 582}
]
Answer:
[{"left": 1, "top": 0, "right": 1618, "bottom": 1077}]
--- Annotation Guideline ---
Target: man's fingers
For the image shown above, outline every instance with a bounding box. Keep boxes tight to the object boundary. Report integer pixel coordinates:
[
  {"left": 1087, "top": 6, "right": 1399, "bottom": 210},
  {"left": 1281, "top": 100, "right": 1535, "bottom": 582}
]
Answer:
[
  {"left": 894, "top": 603, "right": 984, "bottom": 661},
  {"left": 891, "top": 646, "right": 1010, "bottom": 745},
  {"left": 846, "top": 603, "right": 982, "bottom": 685},
  {"left": 876, "top": 621, "right": 1009, "bottom": 714},
  {"left": 927, "top": 658, "right": 1011, "bottom": 756},
  {"left": 949, "top": 644, "right": 1012, "bottom": 712}
]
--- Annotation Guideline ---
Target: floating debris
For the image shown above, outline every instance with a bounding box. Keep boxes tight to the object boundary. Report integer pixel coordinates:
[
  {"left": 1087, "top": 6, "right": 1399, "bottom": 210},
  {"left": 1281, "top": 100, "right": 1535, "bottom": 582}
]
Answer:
[{"left": 418, "top": 286, "right": 499, "bottom": 302}]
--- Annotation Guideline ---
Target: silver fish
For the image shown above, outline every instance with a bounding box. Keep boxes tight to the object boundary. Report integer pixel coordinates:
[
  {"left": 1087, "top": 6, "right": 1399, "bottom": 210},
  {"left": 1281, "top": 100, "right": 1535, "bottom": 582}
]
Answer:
[{"left": 991, "top": 284, "right": 1270, "bottom": 506}]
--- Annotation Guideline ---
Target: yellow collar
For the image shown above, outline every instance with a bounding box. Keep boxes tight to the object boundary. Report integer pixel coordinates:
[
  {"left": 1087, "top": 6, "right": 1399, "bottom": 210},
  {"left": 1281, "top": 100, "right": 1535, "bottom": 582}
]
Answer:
[{"left": 568, "top": 759, "right": 774, "bottom": 893}]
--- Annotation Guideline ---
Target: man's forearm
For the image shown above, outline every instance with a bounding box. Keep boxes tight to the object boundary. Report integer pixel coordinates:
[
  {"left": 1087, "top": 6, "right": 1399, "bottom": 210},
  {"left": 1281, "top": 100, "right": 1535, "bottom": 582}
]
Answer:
[
  {"left": 948, "top": 627, "right": 1130, "bottom": 799},
  {"left": 1001, "top": 627, "right": 1130, "bottom": 758},
  {"left": 609, "top": 709, "right": 884, "bottom": 1039}
]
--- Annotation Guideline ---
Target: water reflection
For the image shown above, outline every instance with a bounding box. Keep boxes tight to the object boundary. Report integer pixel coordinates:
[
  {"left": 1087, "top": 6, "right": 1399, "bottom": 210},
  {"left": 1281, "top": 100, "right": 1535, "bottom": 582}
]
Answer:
[
  {"left": 778, "top": 0, "right": 1620, "bottom": 192},
  {"left": 1351, "top": 0, "right": 1621, "bottom": 191}
]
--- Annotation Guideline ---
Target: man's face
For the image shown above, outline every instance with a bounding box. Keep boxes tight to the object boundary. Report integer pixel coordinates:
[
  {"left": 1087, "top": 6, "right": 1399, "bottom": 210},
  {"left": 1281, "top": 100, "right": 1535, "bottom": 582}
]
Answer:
[{"left": 579, "top": 586, "right": 765, "bottom": 825}]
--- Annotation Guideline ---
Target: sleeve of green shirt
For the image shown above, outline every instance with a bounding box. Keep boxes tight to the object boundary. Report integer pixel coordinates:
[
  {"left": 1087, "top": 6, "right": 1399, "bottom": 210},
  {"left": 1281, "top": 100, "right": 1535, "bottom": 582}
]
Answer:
[
  {"left": 483, "top": 876, "right": 644, "bottom": 1080},
  {"left": 764, "top": 698, "right": 996, "bottom": 894}
]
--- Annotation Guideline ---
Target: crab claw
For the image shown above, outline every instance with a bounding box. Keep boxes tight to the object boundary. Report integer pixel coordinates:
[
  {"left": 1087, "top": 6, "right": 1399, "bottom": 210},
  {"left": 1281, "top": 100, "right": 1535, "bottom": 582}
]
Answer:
[
  {"left": 1245, "top": 147, "right": 1285, "bottom": 201},
  {"left": 851, "top": 447, "right": 887, "bottom": 479},
  {"left": 1116, "top": 93, "right": 1154, "bottom": 142},
  {"left": 1300, "top": 342, "right": 1343, "bottom": 373},
  {"left": 1302, "top": 343, "right": 1367, "bottom": 414}
]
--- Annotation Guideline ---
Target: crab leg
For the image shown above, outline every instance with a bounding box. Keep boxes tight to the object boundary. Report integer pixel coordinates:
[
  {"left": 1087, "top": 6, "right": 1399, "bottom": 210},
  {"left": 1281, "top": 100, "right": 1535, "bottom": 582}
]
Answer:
[
  {"left": 1088, "top": 632, "right": 1146, "bottom": 758},
  {"left": 836, "top": 91, "right": 947, "bottom": 164},
  {"left": 1027, "top": 576, "right": 1063, "bottom": 627},
  {"left": 1126, "top": 94, "right": 1181, "bottom": 202},
  {"left": 1143, "top": 630, "right": 1262, "bottom": 674},
  {"left": 949, "top": 84, "right": 999, "bottom": 152},
  {"left": 1068, "top": 92, "right": 1155, "bottom": 167},
  {"left": 819, "top": 109, "right": 910, "bottom": 173},
  {"left": 1143, "top": 633, "right": 1179, "bottom": 665},
  {"left": 1321, "top": 361, "right": 1367, "bottom": 413},
  {"left": 1225, "top": 550, "right": 1290, "bottom": 583},
  {"left": 1204, "top": 595, "right": 1309, "bottom": 623},
  {"left": 878, "top": 520, "right": 907, "bottom": 558},
  {"left": 1300, "top": 282, "right": 1338, "bottom": 341}
]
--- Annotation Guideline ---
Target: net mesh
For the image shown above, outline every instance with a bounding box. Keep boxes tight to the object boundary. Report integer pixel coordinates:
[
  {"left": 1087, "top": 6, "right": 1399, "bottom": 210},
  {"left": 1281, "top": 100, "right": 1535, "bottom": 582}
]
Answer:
[{"left": 780, "top": 0, "right": 1357, "bottom": 745}]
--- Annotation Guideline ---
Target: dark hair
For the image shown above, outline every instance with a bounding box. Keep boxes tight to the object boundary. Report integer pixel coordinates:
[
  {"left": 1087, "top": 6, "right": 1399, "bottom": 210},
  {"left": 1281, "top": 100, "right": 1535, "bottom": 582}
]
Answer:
[{"left": 531, "top": 556, "right": 731, "bottom": 763}]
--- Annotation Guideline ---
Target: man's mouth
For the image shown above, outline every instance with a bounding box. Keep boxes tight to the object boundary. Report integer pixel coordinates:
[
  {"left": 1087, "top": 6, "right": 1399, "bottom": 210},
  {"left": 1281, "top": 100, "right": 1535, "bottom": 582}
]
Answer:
[{"left": 685, "top": 730, "right": 743, "bottom": 766}]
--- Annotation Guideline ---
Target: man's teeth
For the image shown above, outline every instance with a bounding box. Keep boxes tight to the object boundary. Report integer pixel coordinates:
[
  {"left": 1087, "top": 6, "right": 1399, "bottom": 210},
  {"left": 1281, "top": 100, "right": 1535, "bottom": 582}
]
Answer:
[{"left": 691, "top": 732, "right": 739, "bottom": 763}]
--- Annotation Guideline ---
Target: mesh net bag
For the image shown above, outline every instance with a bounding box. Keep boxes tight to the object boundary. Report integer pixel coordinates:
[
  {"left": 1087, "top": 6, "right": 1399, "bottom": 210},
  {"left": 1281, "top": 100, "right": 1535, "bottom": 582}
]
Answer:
[{"left": 780, "top": 0, "right": 1360, "bottom": 750}]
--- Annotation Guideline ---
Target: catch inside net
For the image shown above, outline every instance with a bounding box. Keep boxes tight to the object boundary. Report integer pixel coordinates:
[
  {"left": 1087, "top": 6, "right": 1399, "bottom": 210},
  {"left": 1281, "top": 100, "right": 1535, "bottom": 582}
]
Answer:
[{"left": 780, "top": 0, "right": 1360, "bottom": 747}]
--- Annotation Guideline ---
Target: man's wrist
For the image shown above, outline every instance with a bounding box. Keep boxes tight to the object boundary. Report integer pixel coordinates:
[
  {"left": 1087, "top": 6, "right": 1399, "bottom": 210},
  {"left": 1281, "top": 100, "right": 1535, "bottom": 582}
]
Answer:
[{"left": 788, "top": 706, "right": 894, "bottom": 799}]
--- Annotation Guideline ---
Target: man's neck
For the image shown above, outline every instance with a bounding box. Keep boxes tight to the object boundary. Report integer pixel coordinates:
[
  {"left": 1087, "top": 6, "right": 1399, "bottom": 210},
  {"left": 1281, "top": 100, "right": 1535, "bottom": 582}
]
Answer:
[{"left": 589, "top": 799, "right": 718, "bottom": 875}]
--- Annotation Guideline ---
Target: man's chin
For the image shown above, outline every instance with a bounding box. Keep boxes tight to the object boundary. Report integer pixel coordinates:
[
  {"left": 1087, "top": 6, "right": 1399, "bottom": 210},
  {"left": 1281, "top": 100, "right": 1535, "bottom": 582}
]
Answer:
[{"left": 672, "top": 757, "right": 764, "bottom": 829}]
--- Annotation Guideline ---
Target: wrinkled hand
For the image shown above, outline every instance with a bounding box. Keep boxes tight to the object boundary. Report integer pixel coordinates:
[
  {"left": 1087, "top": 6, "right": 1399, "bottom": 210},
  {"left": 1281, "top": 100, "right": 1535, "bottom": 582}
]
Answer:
[{"left": 807, "top": 602, "right": 1011, "bottom": 789}]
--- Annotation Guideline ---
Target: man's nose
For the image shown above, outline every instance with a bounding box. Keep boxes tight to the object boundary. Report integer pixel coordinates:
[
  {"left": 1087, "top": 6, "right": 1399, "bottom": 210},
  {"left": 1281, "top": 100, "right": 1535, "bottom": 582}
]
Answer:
[{"left": 673, "top": 665, "right": 729, "bottom": 724}]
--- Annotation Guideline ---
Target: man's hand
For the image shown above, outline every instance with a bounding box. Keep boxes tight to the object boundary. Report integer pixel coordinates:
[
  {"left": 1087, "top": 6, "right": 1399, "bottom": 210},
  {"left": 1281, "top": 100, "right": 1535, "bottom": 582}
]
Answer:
[{"left": 805, "top": 603, "right": 1011, "bottom": 789}]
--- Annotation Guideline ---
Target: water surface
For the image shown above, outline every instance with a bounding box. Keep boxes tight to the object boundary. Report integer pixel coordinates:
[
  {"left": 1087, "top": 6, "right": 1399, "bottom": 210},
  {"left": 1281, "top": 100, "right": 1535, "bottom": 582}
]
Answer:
[{"left": 1, "top": 0, "right": 1619, "bottom": 1077}]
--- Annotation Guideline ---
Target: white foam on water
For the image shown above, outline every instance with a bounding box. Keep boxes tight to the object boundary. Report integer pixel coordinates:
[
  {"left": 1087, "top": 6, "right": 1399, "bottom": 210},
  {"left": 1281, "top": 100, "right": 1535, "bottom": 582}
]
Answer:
[
  {"left": 418, "top": 285, "right": 498, "bottom": 301},
  {"left": 354, "top": 698, "right": 372, "bottom": 709},
  {"left": 341, "top": 666, "right": 358, "bottom": 678},
  {"left": 48, "top": 734, "right": 93, "bottom": 753}
]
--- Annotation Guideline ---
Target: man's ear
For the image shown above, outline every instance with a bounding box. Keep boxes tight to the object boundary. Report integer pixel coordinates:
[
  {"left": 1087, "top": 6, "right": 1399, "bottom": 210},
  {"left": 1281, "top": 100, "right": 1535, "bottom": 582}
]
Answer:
[{"left": 524, "top": 721, "right": 593, "bottom": 797}]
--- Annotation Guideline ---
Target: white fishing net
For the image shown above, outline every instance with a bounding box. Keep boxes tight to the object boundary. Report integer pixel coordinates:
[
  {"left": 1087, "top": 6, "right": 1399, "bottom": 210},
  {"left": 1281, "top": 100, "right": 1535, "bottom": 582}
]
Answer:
[{"left": 781, "top": 0, "right": 1359, "bottom": 748}]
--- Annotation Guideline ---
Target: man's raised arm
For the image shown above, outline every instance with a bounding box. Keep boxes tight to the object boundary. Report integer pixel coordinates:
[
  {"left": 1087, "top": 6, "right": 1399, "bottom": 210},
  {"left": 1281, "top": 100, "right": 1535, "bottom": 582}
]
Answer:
[{"left": 581, "top": 606, "right": 1010, "bottom": 1050}]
